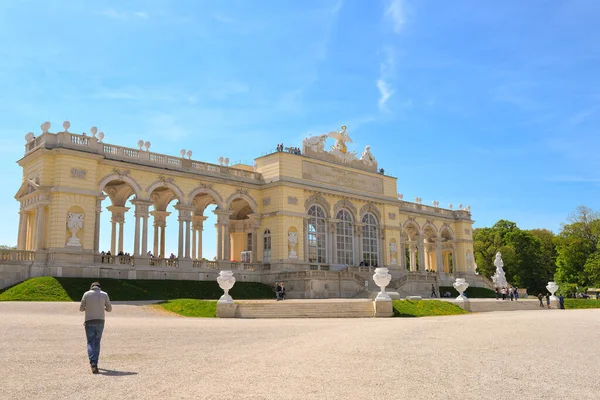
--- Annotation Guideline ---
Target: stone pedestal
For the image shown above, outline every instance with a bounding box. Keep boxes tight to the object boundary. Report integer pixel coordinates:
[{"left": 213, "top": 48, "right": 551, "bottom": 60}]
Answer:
[
  {"left": 373, "top": 299, "right": 393, "bottom": 317},
  {"left": 454, "top": 298, "right": 471, "bottom": 312},
  {"left": 216, "top": 302, "right": 238, "bottom": 318},
  {"left": 550, "top": 296, "right": 560, "bottom": 310}
]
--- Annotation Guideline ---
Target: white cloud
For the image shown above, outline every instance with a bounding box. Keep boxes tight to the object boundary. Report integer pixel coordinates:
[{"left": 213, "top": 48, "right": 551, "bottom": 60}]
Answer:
[
  {"left": 377, "top": 47, "right": 396, "bottom": 111},
  {"left": 385, "top": 0, "right": 406, "bottom": 34},
  {"left": 377, "top": 79, "right": 394, "bottom": 110},
  {"left": 97, "top": 9, "right": 149, "bottom": 20}
]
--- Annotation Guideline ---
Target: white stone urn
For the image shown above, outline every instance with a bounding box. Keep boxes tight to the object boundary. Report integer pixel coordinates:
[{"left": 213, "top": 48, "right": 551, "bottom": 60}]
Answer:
[
  {"left": 217, "top": 270, "right": 236, "bottom": 303},
  {"left": 453, "top": 278, "right": 469, "bottom": 301},
  {"left": 546, "top": 281, "right": 559, "bottom": 300},
  {"left": 288, "top": 232, "right": 298, "bottom": 259},
  {"left": 373, "top": 267, "right": 392, "bottom": 301},
  {"left": 66, "top": 212, "right": 84, "bottom": 247}
]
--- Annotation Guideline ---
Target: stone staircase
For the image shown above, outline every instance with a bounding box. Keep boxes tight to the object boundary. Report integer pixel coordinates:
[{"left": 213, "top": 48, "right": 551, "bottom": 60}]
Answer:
[{"left": 233, "top": 299, "right": 375, "bottom": 318}]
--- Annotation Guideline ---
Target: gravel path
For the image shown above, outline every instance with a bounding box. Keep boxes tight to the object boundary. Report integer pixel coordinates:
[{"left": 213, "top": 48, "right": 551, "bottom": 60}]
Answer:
[{"left": 1, "top": 302, "right": 598, "bottom": 400}]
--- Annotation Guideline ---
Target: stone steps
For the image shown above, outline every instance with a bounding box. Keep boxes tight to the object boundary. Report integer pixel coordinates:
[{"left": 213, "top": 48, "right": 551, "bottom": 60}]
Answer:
[{"left": 234, "top": 300, "right": 375, "bottom": 318}]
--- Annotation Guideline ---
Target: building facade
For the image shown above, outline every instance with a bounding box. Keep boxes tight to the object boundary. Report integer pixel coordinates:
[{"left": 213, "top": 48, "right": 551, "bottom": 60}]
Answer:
[{"left": 5, "top": 121, "right": 490, "bottom": 297}]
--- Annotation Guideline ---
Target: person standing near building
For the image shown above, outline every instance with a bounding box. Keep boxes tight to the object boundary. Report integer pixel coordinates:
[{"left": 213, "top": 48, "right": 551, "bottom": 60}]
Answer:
[
  {"left": 80, "top": 282, "right": 112, "bottom": 374},
  {"left": 431, "top": 284, "right": 437, "bottom": 298}
]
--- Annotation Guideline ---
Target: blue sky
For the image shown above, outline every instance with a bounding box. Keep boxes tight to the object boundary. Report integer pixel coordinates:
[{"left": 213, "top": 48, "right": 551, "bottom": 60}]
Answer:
[{"left": 1, "top": 0, "right": 599, "bottom": 257}]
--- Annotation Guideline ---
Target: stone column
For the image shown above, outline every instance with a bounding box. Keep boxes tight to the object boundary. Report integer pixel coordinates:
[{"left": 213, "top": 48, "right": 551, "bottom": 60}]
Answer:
[
  {"left": 118, "top": 222, "right": 125, "bottom": 253},
  {"left": 93, "top": 196, "right": 105, "bottom": 253},
  {"left": 417, "top": 239, "right": 425, "bottom": 274},
  {"left": 177, "top": 218, "right": 184, "bottom": 258},
  {"left": 141, "top": 215, "right": 149, "bottom": 255},
  {"left": 328, "top": 220, "right": 337, "bottom": 264},
  {"left": 409, "top": 243, "right": 416, "bottom": 271},
  {"left": 133, "top": 213, "right": 141, "bottom": 256},
  {"left": 192, "top": 228, "right": 197, "bottom": 259},
  {"left": 216, "top": 223, "right": 223, "bottom": 261},
  {"left": 303, "top": 218, "right": 309, "bottom": 263},
  {"left": 17, "top": 210, "right": 28, "bottom": 250},
  {"left": 356, "top": 224, "right": 363, "bottom": 265},
  {"left": 436, "top": 240, "right": 443, "bottom": 273},
  {"left": 35, "top": 205, "right": 45, "bottom": 250},
  {"left": 153, "top": 224, "right": 159, "bottom": 257},
  {"left": 451, "top": 246, "right": 457, "bottom": 273},
  {"left": 185, "top": 219, "right": 191, "bottom": 259},
  {"left": 399, "top": 235, "right": 406, "bottom": 270},
  {"left": 110, "top": 221, "right": 117, "bottom": 255},
  {"left": 223, "top": 223, "right": 230, "bottom": 261},
  {"left": 160, "top": 226, "right": 166, "bottom": 257}
]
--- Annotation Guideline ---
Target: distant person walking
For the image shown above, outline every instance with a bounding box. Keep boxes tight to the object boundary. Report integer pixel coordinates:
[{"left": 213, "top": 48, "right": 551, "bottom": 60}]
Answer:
[
  {"left": 431, "top": 284, "right": 437, "bottom": 298},
  {"left": 545, "top": 293, "right": 551, "bottom": 309},
  {"left": 80, "top": 282, "right": 112, "bottom": 374},
  {"left": 559, "top": 294, "right": 565, "bottom": 309},
  {"left": 495, "top": 288, "right": 499, "bottom": 300},
  {"left": 537, "top": 293, "right": 544, "bottom": 307},
  {"left": 514, "top": 288, "right": 519, "bottom": 301}
]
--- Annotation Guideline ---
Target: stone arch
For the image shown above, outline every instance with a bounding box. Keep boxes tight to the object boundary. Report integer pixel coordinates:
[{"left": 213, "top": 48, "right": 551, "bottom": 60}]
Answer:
[
  {"left": 359, "top": 202, "right": 381, "bottom": 222},
  {"left": 403, "top": 218, "right": 421, "bottom": 238},
  {"left": 422, "top": 220, "right": 438, "bottom": 239},
  {"left": 188, "top": 186, "right": 224, "bottom": 210},
  {"left": 225, "top": 190, "right": 258, "bottom": 213},
  {"left": 304, "top": 193, "right": 331, "bottom": 219},
  {"left": 333, "top": 199, "right": 357, "bottom": 221},
  {"left": 98, "top": 173, "right": 143, "bottom": 199},
  {"left": 440, "top": 224, "right": 455, "bottom": 240},
  {"left": 145, "top": 179, "right": 185, "bottom": 203}
]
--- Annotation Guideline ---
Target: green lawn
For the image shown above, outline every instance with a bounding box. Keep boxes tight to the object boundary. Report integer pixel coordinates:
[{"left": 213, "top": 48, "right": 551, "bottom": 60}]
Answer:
[
  {"left": 392, "top": 299, "right": 468, "bottom": 317},
  {"left": 438, "top": 286, "right": 496, "bottom": 298},
  {"left": 564, "top": 299, "right": 600, "bottom": 309},
  {"left": 0, "top": 277, "right": 275, "bottom": 302},
  {"left": 159, "top": 299, "right": 217, "bottom": 317}
]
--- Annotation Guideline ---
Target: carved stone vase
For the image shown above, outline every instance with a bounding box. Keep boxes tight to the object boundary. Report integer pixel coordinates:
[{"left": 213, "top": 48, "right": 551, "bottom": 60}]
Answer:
[
  {"left": 217, "top": 270, "right": 236, "bottom": 304},
  {"left": 373, "top": 267, "right": 392, "bottom": 301},
  {"left": 453, "top": 278, "right": 469, "bottom": 301},
  {"left": 66, "top": 212, "right": 84, "bottom": 247},
  {"left": 546, "top": 281, "right": 559, "bottom": 301}
]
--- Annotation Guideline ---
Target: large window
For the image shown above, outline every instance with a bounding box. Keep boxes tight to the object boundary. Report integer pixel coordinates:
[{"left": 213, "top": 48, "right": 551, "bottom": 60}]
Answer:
[
  {"left": 362, "top": 213, "right": 379, "bottom": 266},
  {"left": 336, "top": 209, "right": 354, "bottom": 265},
  {"left": 308, "top": 205, "right": 327, "bottom": 263},
  {"left": 263, "top": 229, "right": 271, "bottom": 263}
]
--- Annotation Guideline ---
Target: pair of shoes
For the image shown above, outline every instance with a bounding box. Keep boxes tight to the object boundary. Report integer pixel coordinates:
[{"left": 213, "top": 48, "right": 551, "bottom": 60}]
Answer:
[{"left": 91, "top": 364, "right": 99, "bottom": 374}]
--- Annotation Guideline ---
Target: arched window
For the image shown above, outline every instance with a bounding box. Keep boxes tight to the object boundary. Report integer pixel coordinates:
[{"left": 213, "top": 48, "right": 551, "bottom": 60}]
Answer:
[
  {"left": 362, "top": 213, "right": 379, "bottom": 266},
  {"left": 336, "top": 209, "right": 354, "bottom": 265},
  {"left": 263, "top": 229, "right": 271, "bottom": 263},
  {"left": 308, "top": 205, "right": 327, "bottom": 263}
]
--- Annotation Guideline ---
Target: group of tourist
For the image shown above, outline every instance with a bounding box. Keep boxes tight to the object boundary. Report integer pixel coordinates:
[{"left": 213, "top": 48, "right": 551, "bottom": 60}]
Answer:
[
  {"left": 275, "top": 143, "right": 301, "bottom": 154},
  {"left": 494, "top": 287, "right": 519, "bottom": 301},
  {"left": 537, "top": 292, "right": 566, "bottom": 309}
]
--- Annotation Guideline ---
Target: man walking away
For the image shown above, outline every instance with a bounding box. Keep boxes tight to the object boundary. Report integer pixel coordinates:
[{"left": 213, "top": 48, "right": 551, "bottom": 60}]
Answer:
[
  {"left": 431, "top": 284, "right": 437, "bottom": 298},
  {"left": 80, "top": 282, "right": 112, "bottom": 374}
]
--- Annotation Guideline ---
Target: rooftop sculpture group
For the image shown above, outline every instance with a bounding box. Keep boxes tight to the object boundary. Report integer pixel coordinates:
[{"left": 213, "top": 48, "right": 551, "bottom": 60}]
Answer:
[{"left": 302, "top": 125, "right": 378, "bottom": 168}]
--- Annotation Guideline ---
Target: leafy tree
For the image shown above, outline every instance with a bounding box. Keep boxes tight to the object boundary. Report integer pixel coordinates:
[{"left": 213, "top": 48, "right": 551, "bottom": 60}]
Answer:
[
  {"left": 554, "top": 206, "right": 600, "bottom": 288},
  {"left": 0, "top": 245, "right": 16, "bottom": 250},
  {"left": 527, "top": 229, "right": 557, "bottom": 281}
]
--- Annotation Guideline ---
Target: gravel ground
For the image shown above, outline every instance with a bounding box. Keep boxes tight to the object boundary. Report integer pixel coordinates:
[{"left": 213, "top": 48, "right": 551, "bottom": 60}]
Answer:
[{"left": 1, "top": 302, "right": 598, "bottom": 400}]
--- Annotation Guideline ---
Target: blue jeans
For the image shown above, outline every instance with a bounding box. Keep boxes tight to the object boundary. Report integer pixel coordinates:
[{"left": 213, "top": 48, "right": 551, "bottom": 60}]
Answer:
[{"left": 85, "top": 322, "right": 105, "bottom": 365}]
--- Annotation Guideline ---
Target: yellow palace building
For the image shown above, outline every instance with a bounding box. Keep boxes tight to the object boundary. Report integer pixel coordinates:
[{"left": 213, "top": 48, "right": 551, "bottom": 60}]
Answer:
[{"left": 1, "top": 121, "right": 492, "bottom": 297}]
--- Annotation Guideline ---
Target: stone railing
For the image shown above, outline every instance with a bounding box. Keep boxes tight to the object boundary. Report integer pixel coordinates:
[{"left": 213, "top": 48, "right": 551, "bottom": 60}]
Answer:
[
  {"left": 0, "top": 250, "right": 35, "bottom": 262},
  {"left": 347, "top": 266, "right": 374, "bottom": 273},
  {"left": 25, "top": 132, "right": 263, "bottom": 183},
  {"left": 399, "top": 201, "right": 471, "bottom": 219},
  {"left": 230, "top": 262, "right": 264, "bottom": 271},
  {"left": 94, "top": 254, "right": 135, "bottom": 266}
]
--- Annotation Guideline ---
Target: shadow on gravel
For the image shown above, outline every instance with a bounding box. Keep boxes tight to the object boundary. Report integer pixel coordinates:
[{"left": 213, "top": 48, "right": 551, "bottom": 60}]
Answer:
[{"left": 98, "top": 369, "right": 138, "bottom": 376}]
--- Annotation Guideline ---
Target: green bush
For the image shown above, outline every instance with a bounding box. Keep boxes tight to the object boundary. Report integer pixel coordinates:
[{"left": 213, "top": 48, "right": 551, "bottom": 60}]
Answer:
[
  {"left": 438, "top": 286, "right": 496, "bottom": 298},
  {"left": 0, "top": 277, "right": 275, "bottom": 301},
  {"left": 564, "top": 299, "right": 600, "bottom": 309}
]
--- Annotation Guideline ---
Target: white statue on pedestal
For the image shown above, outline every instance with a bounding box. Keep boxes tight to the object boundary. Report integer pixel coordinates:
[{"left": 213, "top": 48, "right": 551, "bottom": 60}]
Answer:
[
  {"left": 288, "top": 231, "right": 298, "bottom": 258},
  {"left": 360, "top": 145, "right": 376, "bottom": 166},
  {"left": 453, "top": 278, "right": 469, "bottom": 301},
  {"left": 302, "top": 134, "right": 327, "bottom": 152},
  {"left": 389, "top": 241, "right": 397, "bottom": 264},
  {"left": 66, "top": 212, "right": 84, "bottom": 247},
  {"left": 492, "top": 252, "right": 508, "bottom": 288}
]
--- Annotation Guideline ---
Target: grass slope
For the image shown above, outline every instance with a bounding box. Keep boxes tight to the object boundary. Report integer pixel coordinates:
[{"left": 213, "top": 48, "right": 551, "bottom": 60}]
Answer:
[
  {"left": 392, "top": 299, "right": 468, "bottom": 317},
  {"left": 159, "top": 299, "right": 217, "bottom": 317},
  {"left": 0, "top": 277, "right": 275, "bottom": 302},
  {"left": 564, "top": 299, "right": 600, "bottom": 309},
  {"left": 439, "top": 286, "right": 496, "bottom": 298}
]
